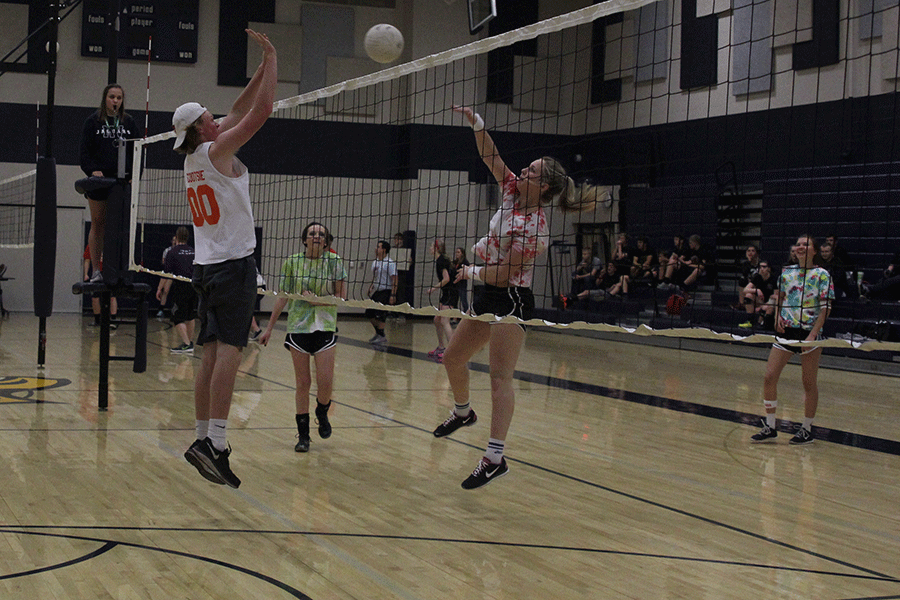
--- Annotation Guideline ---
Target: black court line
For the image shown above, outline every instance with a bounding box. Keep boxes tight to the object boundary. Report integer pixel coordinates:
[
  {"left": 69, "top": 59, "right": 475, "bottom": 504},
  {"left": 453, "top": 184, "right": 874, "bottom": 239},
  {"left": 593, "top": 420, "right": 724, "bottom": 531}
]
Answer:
[
  {"left": 340, "top": 337, "right": 900, "bottom": 456},
  {"left": 1, "top": 526, "right": 897, "bottom": 589},
  {"left": 0, "top": 529, "right": 311, "bottom": 599}
]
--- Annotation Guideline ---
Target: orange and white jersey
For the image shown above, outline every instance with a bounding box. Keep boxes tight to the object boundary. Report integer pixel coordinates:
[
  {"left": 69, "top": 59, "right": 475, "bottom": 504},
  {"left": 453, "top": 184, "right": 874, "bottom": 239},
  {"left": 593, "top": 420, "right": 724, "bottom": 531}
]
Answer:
[{"left": 184, "top": 142, "right": 255, "bottom": 265}]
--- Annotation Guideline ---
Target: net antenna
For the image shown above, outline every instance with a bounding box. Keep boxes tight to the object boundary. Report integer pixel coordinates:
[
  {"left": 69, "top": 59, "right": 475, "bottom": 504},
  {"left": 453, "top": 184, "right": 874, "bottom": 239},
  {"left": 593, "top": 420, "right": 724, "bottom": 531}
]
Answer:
[{"left": 468, "top": 0, "right": 496, "bottom": 34}]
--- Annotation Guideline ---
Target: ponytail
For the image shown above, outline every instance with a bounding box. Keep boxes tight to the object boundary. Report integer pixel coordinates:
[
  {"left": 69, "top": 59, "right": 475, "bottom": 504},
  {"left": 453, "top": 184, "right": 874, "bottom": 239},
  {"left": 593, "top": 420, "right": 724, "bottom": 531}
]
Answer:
[{"left": 540, "top": 156, "right": 612, "bottom": 213}]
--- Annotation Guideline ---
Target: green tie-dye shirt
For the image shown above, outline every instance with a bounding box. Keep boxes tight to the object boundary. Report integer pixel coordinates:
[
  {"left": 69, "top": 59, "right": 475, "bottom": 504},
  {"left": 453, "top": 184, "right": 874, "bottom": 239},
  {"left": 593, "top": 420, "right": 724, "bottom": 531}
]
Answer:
[
  {"left": 778, "top": 265, "right": 834, "bottom": 329},
  {"left": 280, "top": 251, "right": 347, "bottom": 333}
]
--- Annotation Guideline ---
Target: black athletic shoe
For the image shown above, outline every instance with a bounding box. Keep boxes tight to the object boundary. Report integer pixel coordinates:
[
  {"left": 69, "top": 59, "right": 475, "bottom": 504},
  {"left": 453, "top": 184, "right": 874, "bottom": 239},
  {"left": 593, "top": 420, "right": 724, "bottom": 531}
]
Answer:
[
  {"left": 184, "top": 439, "right": 225, "bottom": 485},
  {"left": 461, "top": 457, "right": 508, "bottom": 490},
  {"left": 750, "top": 419, "right": 778, "bottom": 443},
  {"left": 789, "top": 427, "right": 814, "bottom": 445},
  {"left": 295, "top": 413, "right": 311, "bottom": 452},
  {"left": 315, "top": 402, "right": 332, "bottom": 439},
  {"left": 193, "top": 438, "right": 241, "bottom": 488},
  {"left": 433, "top": 409, "right": 477, "bottom": 438}
]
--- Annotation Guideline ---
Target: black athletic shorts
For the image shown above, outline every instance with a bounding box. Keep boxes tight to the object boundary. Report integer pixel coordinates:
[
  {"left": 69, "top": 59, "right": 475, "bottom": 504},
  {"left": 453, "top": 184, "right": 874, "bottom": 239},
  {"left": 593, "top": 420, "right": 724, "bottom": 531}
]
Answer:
[
  {"left": 365, "top": 288, "right": 393, "bottom": 320},
  {"left": 472, "top": 284, "right": 534, "bottom": 331},
  {"left": 284, "top": 331, "right": 337, "bottom": 355},
  {"left": 439, "top": 285, "right": 459, "bottom": 308},
  {"left": 170, "top": 280, "right": 198, "bottom": 325},
  {"left": 192, "top": 256, "right": 256, "bottom": 348},
  {"left": 773, "top": 326, "right": 822, "bottom": 354}
]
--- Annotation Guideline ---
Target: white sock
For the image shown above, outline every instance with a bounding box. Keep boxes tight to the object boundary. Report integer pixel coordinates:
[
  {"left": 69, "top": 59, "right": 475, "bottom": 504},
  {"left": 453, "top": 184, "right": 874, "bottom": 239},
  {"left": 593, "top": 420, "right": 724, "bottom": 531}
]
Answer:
[
  {"left": 208, "top": 418, "right": 228, "bottom": 451},
  {"left": 195, "top": 419, "right": 209, "bottom": 441},
  {"left": 763, "top": 400, "right": 777, "bottom": 428},
  {"left": 484, "top": 438, "right": 505, "bottom": 464},
  {"left": 454, "top": 402, "right": 471, "bottom": 418},
  {"left": 802, "top": 417, "right": 814, "bottom": 431}
]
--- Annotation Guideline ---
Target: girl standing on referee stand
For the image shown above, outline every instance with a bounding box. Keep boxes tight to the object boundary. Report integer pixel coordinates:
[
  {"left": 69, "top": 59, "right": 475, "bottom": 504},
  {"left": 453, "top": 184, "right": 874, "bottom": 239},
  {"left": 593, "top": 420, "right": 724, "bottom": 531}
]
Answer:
[
  {"left": 426, "top": 239, "right": 458, "bottom": 362},
  {"left": 80, "top": 84, "right": 137, "bottom": 280},
  {"left": 751, "top": 235, "right": 834, "bottom": 445},
  {"left": 433, "top": 105, "right": 600, "bottom": 489},
  {"left": 259, "top": 222, "right": 347, "bottom": 453}
]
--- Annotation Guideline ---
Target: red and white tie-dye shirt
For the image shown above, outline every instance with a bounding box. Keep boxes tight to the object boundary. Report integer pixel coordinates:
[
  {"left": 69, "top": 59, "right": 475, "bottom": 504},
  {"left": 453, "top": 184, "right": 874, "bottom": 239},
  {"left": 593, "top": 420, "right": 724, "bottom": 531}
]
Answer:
[{"left": 472, "top": 173, "right": 549, "bottom": 288}]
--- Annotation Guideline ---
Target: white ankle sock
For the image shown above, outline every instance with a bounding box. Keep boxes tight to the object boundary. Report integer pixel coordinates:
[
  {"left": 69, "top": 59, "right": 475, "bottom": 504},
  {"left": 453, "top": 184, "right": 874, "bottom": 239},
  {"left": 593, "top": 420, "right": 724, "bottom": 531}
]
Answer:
[
  {"left": 484, "top": 438, "right": 505, "bottom": 464},
  {"left": 209, "top": 419, "right": 228, "bottom": 451},
  {"left": 454, "top": 402, "right": 471, "bottom": 418}
]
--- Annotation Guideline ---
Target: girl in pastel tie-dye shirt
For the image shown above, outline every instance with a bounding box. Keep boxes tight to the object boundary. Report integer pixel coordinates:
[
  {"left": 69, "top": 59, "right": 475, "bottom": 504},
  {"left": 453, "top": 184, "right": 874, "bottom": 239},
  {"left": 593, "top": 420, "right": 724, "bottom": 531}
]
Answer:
[{"left": 751, "top": 234, "right": 833, "bottom": 446}]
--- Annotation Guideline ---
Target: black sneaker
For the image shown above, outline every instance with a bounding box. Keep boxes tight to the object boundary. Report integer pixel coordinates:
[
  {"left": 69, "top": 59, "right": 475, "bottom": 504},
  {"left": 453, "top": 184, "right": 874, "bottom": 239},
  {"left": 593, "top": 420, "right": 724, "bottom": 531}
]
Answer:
[
  {"left": 170, "top": 342, "right": 194, "bottom": 354},
  {"left": 315, "top": 402, "right": 332, "bottom": 439},
  {"left": 461, "top": 457, "right": 508, "bottom": 490},
  {"left": 750, "top": 419, "right": 778, "bottom": 443},
  {"left": 193, "top": 438, "right": 241, "bottom": 488},
  {"left": 295, "top": 413, "right": 310, "bottom": 452},
  {"left": 184, "top": 439, "right": 225, "bottom": 485},
  {"left": 789, "top": 427, "right": 814, "bottom": 445},
  {"left": 433, "top": 409, "right": 477, "bottom": 438}
]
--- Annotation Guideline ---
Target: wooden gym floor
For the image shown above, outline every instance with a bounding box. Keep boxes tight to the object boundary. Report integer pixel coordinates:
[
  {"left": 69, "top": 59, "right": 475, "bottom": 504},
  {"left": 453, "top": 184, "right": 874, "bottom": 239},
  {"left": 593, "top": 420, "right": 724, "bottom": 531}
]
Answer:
[{"left": 0, "top": 313, "right": 898, "bottom": 599}]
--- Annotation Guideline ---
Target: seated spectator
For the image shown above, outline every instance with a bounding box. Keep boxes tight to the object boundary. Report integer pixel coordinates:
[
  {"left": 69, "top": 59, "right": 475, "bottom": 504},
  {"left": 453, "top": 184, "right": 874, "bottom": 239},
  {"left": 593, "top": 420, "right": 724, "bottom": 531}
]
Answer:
[
  {"left": 864, "top": 250, "right": 900, "bottom": 301},
  {"left": 565, "top": 262, "right": 625, "bottom": 307},
  {"left": 817, "top": 242, "right": 853, "bottom": 299},
  {"left": 660, "top": 234, "right": 688, "bottom": 288},
  {"left": 825, "top": 234, "right": 853, "bottom": 268},
  {"left": 654, "top": 250, "right": 669, "bottom": 283},
  {"left": 612, "top": 233, "right": 634, "bottom": 274},
  {"left": 571, "top": 247, "right": 602, "bottom": 297},
  {"left": 668, "top": 234, "right": 715, "bottom": 290},
  {"left": 738, "top": 244, "right": 761, "bottom": 288},
  {"left": 739, "top": 261, "right": 777, "bottom": 328},
  {"left": 630, "top": 236, "right": 658, "bottom": 283}
]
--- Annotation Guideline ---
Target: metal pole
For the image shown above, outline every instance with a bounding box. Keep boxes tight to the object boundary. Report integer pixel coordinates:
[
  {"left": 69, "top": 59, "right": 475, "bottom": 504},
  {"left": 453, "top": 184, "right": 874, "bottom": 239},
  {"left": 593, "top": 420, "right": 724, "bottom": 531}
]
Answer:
[
  {"left": 107, "top": 0, "right": 120, "bottom": 83},
  {"left": 38, "top": 1, "right": 60, "bottom": 369},
  {"left": 45, "top": 2, "right": 58, "bottom": 157}
]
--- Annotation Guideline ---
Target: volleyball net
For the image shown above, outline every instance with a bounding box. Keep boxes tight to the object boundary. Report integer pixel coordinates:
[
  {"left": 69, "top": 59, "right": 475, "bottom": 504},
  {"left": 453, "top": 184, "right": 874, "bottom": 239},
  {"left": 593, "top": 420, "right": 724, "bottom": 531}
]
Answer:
[
  {"left": 0, "top": 168, "right": 36, "bottom": 249},
  {"left": 131, "top": 0, "right": 900, "bottom": 350}
]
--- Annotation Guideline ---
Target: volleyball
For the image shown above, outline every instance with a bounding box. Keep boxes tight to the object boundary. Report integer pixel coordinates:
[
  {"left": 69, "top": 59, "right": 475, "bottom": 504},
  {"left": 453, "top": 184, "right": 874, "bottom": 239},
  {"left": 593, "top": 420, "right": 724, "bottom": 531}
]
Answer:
[{"left": 364, "top": 24, "right": 404, "bottom": 64}]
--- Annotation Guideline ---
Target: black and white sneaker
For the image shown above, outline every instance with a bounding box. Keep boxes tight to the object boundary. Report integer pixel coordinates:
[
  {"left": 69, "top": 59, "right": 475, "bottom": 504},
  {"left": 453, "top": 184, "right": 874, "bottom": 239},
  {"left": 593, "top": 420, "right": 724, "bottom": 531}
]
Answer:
[
  {"left": 750, "top": 419, "right": 778, "bottom": 443},
  {"left": 191, "top": 438, "right": 241, "bottom": 488},
  {"left": 789, "top": 427, "right": 814, "bottom": 445},
  {"left": 184, "top": 439, "right": 225, "bottom": 485},
  {"left": 433, "top": 410, "right": 477, "bottom": 438},
  {"left": 461, "top": 457, "right": 508, "bottom": 490},
  {"left": 315, "top": 402, "right": 332, "bottom": 439},
  {"left": 248, "top": 329, "right": 262, "bottom": 343}
]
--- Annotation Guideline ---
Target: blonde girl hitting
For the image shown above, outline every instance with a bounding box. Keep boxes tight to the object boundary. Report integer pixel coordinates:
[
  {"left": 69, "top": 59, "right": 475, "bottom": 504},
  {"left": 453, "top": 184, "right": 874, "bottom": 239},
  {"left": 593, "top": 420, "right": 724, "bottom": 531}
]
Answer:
[{"left": 432, "top": 105, "right": 602, "bottom": 489}]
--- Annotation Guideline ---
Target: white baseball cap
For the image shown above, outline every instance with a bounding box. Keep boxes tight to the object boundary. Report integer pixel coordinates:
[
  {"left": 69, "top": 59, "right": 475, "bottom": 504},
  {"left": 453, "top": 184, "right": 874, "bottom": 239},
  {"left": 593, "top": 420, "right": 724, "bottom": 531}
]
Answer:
[{"left": 172, "top": 102, "right": 207, "bottom": 149}]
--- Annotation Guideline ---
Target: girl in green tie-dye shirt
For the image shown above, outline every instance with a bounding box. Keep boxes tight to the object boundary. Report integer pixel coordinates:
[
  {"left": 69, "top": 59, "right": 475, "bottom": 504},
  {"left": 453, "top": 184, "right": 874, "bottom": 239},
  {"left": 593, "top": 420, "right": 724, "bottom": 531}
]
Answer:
[
  {"left": 751, "top": 234, "right": 833, "bottom": 446},
  {"left": 259, "top": 222, "right": 347, "bottom": 452}
]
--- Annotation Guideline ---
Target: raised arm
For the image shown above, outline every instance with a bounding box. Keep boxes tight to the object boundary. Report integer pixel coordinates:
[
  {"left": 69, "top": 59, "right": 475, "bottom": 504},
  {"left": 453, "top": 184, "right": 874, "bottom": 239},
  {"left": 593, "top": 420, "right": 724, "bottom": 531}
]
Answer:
[
  {"left": 452, "top": 105, "right": 510, "bottom": 185},
  {"left": 210, "top": 30, "right": 277, "bottom": 164}
]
